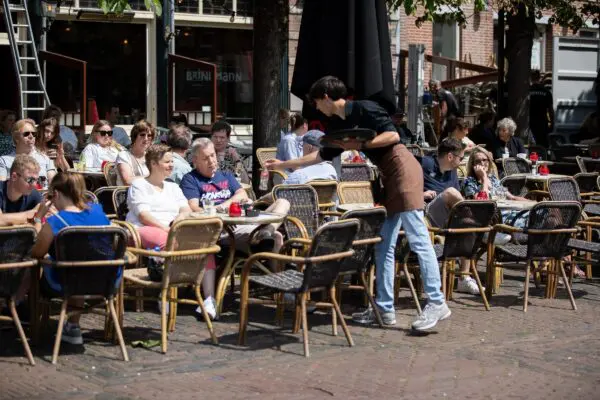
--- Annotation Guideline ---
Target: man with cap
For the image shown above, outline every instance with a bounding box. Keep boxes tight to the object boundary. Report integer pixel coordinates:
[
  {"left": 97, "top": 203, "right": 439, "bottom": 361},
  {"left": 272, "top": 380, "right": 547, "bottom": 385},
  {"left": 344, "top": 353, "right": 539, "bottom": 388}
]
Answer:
[{"left": 281, "top": 130, "right": 337, "bottom": 185}]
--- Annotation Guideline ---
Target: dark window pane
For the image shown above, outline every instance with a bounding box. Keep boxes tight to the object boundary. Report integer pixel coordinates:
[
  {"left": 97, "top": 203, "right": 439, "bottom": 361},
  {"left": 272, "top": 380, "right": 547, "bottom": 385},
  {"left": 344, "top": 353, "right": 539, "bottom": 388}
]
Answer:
[{"left": 202, "top": 0, "right": 233, "bottom": 15}]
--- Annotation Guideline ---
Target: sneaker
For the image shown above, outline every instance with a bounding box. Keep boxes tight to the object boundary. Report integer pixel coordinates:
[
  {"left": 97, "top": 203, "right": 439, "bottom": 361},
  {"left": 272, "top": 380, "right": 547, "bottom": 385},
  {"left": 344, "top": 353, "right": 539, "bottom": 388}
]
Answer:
[
  {"left": 411, "top": 302, "right": 451, "bottom": 331},
  {"left": 352, "top": 307, "right": 396, "bottom": 325},
  {"left": 61, "top": 322, "right": 83, "bottom": 345},
  {"left": 195, "top": 296, "right": 217, "bottom": 320},
  {"left": 456, "top": 277, "right": 484, "bottom": 295}
]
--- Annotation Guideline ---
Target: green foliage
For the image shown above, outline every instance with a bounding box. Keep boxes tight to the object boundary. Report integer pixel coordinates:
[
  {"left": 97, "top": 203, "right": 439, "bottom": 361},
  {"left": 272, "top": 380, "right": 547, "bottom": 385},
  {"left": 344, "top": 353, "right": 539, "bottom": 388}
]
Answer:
[
  {"left": 387, "top": 0, "right": 600, "bottom": 31},
  {"left": 96, "top": 0, "right": 162, "bottom": 16}
]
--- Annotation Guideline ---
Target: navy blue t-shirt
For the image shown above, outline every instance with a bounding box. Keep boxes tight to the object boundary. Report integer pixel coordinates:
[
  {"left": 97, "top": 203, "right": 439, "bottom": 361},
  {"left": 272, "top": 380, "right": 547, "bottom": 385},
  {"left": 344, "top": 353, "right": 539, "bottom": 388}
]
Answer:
[
  {"left": 420, "top": 156, "right": 459, "bottom": 194},
  {"left": 0, "top": 180, "right": 42, "bottom": 213},
  {"left": 180, "top": 169, "right": 242, "bottom": 205}
]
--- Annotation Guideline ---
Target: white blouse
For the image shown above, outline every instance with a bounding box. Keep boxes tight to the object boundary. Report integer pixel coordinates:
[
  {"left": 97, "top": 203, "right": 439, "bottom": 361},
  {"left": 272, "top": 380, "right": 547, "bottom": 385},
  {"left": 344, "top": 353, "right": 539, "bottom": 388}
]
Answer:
[
  {"left": 115, "top": 150, "right": 149, "bottom": 186},
  {"left": 80, "top": 143, "right": 120, "bottom": 169},
  {"left": 126, "top": 178, "right": 189, "bottom": 228}
]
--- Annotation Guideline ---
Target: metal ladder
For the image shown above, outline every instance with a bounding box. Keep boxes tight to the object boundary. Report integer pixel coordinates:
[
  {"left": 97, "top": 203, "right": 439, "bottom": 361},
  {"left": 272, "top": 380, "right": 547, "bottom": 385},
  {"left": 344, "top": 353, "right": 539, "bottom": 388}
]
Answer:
[{"left": 2, "top": 0, "right": 50, "bottom": 121}]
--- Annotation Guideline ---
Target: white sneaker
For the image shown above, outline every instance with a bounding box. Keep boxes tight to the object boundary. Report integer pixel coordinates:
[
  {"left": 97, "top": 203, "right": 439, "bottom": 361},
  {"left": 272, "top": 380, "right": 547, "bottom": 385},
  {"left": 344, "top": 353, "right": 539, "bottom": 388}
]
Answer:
[
  {"left": 411, "top": 302, "right": 451, "bottom": 331},
  {"left": 456, "top": 277, "right": 483, "bottom": 295},
  {"left": 196, "top": 296, "right": 217, "bottom": 320}
]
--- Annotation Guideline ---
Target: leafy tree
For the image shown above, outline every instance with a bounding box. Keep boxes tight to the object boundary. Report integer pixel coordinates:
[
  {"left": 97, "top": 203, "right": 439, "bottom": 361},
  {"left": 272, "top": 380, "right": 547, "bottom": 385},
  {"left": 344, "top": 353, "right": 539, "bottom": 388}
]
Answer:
[
  {"left": 387, "top": 0, "right": 600, "bottom": 137},
  {"left": 97, "top": 0, "right": 162, "bottom": 15}
]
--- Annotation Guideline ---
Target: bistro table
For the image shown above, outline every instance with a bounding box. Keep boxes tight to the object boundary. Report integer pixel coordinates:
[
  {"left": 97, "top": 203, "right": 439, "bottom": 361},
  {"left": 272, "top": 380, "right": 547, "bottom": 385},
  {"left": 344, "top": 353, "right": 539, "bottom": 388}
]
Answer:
[
  {"left": 68, "top": 168, "right": 107, "bottom": 191},
  {"left": 495, "top": 199, "right": 537, "bottom": 211},
  {"left": 189, "top": 210, "right": 285, "bottom": 317},
  {"left": 337, "top": 203, "right": 375, "bottom": 212}
]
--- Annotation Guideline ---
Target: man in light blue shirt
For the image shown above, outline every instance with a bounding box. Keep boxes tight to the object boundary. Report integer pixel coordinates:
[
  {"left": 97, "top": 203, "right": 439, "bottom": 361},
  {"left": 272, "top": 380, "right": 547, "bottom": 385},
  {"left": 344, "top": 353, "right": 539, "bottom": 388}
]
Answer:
[{"left": 283, "top": 130, "right": 337, "bottom": 184}]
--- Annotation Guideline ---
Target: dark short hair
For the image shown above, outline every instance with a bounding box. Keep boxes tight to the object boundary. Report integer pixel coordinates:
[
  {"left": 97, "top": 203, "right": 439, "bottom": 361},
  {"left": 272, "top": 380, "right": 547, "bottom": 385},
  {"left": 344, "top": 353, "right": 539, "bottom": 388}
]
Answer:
[
  {"left": 437, "top": 137, "right": 466, "bottom": 157},
  {"left": 531, "top": 69, "right": 541, "bottom": 81},
  {"left": 130, "top": 120, "right": 156, "bottom": 143},
  {"left": 167, "top": 124, "right": 191, "bottom": 150},
  {"left": 211, "top": 120, "right": 232, "bottom": 137},
  {"left": 42, "top": 104, "right": 62, "bottom": 120},
  {"left": 145, "top": 144, "right": 172, "bottom": 172},
  {"left": 289, "top": 113, "right": 307, "bottom": 131},
  {"left": 308, "top": 76, "right": 347, "bottom": 102}
]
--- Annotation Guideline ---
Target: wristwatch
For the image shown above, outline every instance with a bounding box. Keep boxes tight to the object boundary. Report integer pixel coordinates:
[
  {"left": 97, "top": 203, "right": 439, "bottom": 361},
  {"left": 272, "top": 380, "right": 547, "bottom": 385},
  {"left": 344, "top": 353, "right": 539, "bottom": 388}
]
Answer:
[{"left": 33, "top": 216, "right": 42, "bottom": 225}]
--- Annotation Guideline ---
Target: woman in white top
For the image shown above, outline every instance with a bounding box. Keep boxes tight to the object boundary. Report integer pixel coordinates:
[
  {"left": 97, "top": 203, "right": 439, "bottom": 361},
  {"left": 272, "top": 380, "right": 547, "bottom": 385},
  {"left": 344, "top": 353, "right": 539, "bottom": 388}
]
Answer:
[
  {"left": 79, "top": 120, "right": 123, "bottom": 169},
  {"left": 126, "top": 144, "right": 218, "bottom": 318},
  {"left": 116, "top": 120, "right": 154, "bottom": 185}
]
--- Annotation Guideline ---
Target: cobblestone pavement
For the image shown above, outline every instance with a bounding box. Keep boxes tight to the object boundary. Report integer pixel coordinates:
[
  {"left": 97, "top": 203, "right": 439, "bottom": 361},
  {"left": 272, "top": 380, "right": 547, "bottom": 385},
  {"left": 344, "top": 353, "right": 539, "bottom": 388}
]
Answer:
[{"left": 1, "top": 270, "right": 600, "bottom": 400}]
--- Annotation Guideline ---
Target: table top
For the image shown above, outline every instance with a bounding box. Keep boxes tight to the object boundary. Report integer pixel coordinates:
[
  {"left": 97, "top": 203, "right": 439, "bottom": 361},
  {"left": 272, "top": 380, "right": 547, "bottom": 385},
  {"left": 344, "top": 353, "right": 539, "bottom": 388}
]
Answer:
[
  {"left": 496, "top": 199, "right": 537, "bottom": 211},
  {"left": 189, "top": 211, "right": 284, "bottom": 225},
  {"left": 337, "top": 203, "right": 375, "bottom": 212},
  {"left": 67, "top": 168, "right": 105, "bottom": 177},
  {"left": 510, "top": 173, "right": 568, "bottom": 180},
  {"left": 564, "top": 156, "right": 600, "bottom": 162}
]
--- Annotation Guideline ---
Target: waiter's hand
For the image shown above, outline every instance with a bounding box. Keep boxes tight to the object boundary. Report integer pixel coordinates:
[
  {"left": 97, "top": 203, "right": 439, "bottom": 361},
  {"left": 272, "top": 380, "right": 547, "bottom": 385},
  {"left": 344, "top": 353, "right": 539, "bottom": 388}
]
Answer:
[
  {"left": 331, "top": 138, "right": 363, "bottom": 151},
  {"left": 264, "top": 159, "right": 283, "bottom": 171}
]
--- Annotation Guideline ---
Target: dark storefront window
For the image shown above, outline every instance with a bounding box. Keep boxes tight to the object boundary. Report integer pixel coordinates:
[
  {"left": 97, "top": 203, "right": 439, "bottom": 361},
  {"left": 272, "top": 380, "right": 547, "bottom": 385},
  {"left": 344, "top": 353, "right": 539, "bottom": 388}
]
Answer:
[
  {"left": 46, "top": 21, "right": 147, "bottom": 123},
  {"left": 176, "top": 27, "right": 253, "bottom": 122},
  {"left": 202, "top": 0, "right": 233, "bottom": 15}
]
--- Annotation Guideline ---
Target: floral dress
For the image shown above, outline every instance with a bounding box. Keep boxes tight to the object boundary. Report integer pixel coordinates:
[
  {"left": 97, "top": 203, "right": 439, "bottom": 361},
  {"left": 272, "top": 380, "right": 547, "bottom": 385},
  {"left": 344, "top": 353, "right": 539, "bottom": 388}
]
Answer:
[{"left": 217, "top": 147, "right": 250, "bottom": 184}]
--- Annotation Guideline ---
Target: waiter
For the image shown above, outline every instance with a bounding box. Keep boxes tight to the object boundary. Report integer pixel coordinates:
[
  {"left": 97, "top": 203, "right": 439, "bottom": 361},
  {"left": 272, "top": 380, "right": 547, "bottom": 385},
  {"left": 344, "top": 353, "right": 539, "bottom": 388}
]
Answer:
[{"left": 266, "top": 76, "right": 451, "bottom": 331}]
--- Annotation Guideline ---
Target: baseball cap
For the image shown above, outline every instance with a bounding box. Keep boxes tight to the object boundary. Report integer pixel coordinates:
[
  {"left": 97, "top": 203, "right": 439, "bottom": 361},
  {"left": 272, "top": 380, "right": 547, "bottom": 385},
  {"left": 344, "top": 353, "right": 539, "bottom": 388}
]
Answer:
[{"left": 303, "top": 130, "right": 325, "bottom": 148}]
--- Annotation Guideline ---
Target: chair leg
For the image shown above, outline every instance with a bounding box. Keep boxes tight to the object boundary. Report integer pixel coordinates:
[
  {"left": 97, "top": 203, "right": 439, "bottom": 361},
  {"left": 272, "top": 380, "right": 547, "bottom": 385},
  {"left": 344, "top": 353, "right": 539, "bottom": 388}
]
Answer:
[
  {"left": 195, "top": 286, "right": 218, "bottom": 345},
  {"left": 558, "top": 261, "right": 577, "bottom": 311},
  {"left": 135, "top": 289, "right": 144, "bottom": 312},
  {"left": 442, "top": 261, "right": 448, "bottom": 301},
  {"left": 51, "top": 298, "right": 68, "bottom": 364},
  {"left": 168, "top": 287, "right": 178, "bottom": 333},
  {"left": 107, "top": 298, "right": 129, "bottom": 361},
  {"left": 300, "top": 293, "right": 310, "bottom": 358},
  {"left": 160, "top": 289, "right": 168, "bottom": 354},
  {"left": 403, "top": 263, "right": 422, "bottom": 314},
  {"left": 293, "top": 295, "right": 301, "bottom": 334},
  {"left": 8, "top": 298, "right": 35, "bottom": 366},
  {"left": 237, "top": 274, "right": 249, "bottom": 346},
  {"left": 331, "top": 286, "right": 338, "bottom": 336},
  {"left": 523, "top": 263, "right": 531, "bottom": 312},
  {"left": 470, "top": 260, "right": 490, "bottom": 311},
  {"left": 330, "top": 287, "right": 354, "bottom": 348},
  {"left": 275, "top": 293, "right": 284, "bottom": 327},
  {"left": 360, "top": 272, "right": 384, "bottom": 328}
]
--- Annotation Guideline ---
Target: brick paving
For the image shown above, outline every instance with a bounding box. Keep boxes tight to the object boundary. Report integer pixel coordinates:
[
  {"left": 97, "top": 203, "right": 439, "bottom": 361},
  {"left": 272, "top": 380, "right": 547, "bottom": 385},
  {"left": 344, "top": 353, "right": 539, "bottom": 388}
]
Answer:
[{"left": 2, "top": 270, "right": 600, "bottom": 400}]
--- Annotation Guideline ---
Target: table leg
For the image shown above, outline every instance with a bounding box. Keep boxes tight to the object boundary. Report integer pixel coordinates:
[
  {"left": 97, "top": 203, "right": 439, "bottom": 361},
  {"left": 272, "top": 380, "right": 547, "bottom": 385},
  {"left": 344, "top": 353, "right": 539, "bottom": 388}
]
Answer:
[{"left": 215, "top": 225, "right": 237, "bottom": 318}]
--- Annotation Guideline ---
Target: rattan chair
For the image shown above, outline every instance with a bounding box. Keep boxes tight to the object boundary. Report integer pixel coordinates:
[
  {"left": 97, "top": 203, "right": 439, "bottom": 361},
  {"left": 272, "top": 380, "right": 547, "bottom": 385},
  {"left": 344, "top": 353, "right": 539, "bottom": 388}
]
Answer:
[
  {"left": 429, "top": 200, "right": 496, "bottom": 310},
  {"left": 340, "top": 164, "right": 374, "bottom": 182},
  {"left": 406, "top": 144, "right": 424, "bottom": 157},
  {"left": 337, "top": 182, "right": 374, "bottom": 204},
  {"left": 574, "top": 173, "right": 600, "bottom": 198},
  {"left": 336, "top": 208, "right": 386, "bottom": 326},
  {"left": 308, "top": 180, "right": 338, "bottom": 210},
  {"left": 486, "top": 201, "right": 581, "bottom": 311},
  {"left": 0, "top": 226, "right": 37, "bottom": 366},
  {"left": 500, "top": 175, "right": 529, "bottom": 198},
  {"left": 273, "top": 184, "right": 320, "bottom": 243},
  {"left": 94, "top": 186, "right": 119, "bottom": 219},
  {"left": 548, "top": 177, "right": 600, "bottom": 217},
  {"left": 238, "top": 219, "right": 359, "bottom": 357},
  {"left": 84, "top": 190, "right": 98, "bottom": 204},
  {"left": 39, "top": 226, "right": 136, "bottom": 364},
  {"left": 123, "top": 218, "right": 222, "bottom": 353},
  {"left": 575, "top": 156, "right": 587, "bottom": 173},
  {"left": 256, "top": 147, "right": 282, "bottom": 190},
  {"left": 577, "top": 156, "right": 600, "bottom": 173},
  {"left": 502, "top": 157, "right": 531, "bottom": 176},
  {"left": 112, "top": 186, "right": 130, "bottom": 221},
  {"left": 103, "top": 162, "right": 119, "bottom": 186}
]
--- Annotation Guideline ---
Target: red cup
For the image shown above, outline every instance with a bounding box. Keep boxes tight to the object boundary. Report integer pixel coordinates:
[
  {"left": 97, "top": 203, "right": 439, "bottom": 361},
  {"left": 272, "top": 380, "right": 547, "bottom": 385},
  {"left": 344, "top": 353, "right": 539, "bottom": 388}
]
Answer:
[
  {"left": 539, "top": 165, "right": 550, "bottom": 176},
  {"left": 529, "top": 152, "right": 538, "bottom": 162},
  {"left": 591, "top": 151, "right": 599, "bottom": 159},
  {"left": 476, "top": 191, "right": 489, "bottom": 200},
  {"left": 229, "top": 202, "right": 242, "bottom": 217},
  {"left": 101, "top": 160, "right": 108, "bottom": 170}
]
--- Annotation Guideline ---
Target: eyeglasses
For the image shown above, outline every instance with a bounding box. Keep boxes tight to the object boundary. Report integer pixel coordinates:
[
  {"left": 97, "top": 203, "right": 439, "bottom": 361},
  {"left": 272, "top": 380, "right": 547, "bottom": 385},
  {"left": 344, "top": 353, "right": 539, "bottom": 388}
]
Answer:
[
  {"left": 98, "top": 130, "right": 113, "bottom": 137},
  {"left": 474, "top": 159, "right": 490, "bottom": 165},
  {"left": 18, "top": 174, "right": 47, "bottom": 185},
  {"left": 138, "top": 133, "right": 153, "bottom": 139},
  {"left": 22, "top": 131, "right": 36, "bottom": 138}
]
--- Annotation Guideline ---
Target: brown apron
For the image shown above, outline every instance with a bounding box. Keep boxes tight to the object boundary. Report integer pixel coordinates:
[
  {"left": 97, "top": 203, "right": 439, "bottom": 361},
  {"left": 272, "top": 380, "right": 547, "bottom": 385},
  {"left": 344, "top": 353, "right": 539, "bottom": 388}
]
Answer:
[{"left": 376, "top": 144, "right": 424, "bottom": 214}]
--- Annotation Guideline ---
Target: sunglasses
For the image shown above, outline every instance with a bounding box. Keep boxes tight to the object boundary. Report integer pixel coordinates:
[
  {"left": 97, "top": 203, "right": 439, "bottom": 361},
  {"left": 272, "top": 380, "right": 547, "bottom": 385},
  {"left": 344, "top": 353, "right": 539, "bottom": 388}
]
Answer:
[
  {"left": 22, "top": 131, "right": 36, "bottom": 138},
  {"left": 138, "top": 133, "right": 153, "bottom": 139},
  {"left": 474, "top": 159, "right": 490, "bottom": 165},
  {"left": 98, "top": 130, "right": 113, "bottom": 137},
  {"left": 18, "top": 174, "right": 47, "bottom": 185}
]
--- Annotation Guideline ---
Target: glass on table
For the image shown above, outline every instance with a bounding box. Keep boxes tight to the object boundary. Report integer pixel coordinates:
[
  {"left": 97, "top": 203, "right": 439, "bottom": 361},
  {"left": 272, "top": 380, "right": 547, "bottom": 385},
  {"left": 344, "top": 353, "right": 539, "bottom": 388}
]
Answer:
[{"left": 201, "top": 198, "right": 216, "bottom": 215}]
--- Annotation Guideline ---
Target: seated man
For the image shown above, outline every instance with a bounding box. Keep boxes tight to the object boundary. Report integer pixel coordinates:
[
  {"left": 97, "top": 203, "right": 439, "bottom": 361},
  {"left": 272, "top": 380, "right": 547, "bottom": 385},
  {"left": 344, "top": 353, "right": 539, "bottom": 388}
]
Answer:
[
  {"left": 180, "top": 138, "right": 290, "bottom": 253},
  {"left": 259, "top": 130, "right": 337, "bottom": 204},
  {"left": 0, "top": 154, "right": 43, "bottom": 226},
  {"left": 421, "top": 138, "right": 482, "bottom": 295}
]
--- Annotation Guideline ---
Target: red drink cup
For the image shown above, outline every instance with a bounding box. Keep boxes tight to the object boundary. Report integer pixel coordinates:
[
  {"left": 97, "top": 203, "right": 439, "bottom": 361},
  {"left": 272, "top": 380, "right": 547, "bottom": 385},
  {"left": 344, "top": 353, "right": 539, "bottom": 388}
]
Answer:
[{"left": 229, "top": 202, "right": 242, "bottom": 217}]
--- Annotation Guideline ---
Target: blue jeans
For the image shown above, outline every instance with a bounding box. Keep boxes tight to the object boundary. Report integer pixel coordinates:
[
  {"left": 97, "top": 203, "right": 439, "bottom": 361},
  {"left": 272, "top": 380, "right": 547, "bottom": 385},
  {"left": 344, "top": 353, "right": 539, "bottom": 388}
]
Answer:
[{"left": 374, "top": 210, "right": 444, "bottom": 312}]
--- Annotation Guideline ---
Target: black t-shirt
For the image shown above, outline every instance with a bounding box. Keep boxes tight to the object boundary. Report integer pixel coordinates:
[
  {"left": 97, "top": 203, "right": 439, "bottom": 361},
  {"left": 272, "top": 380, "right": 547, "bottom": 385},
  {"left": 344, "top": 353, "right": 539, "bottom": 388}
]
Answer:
[
  {"left": 491, "top": 136, "right": 526, "bottom": 159},
  {"left": 529, "top": 83, "right": 553, "bottom": 130},
  {"left": 0, "top": 181, "right": 42, "bottom": 214},
  {"left": 438, "top": 88, "right": 460, "bottom": 117},
  {"left": 420, "top": 156, "right": 459, "bottom": 194},
  {"left": 319, "top": 100, "right": 399, "bottom": 165}
]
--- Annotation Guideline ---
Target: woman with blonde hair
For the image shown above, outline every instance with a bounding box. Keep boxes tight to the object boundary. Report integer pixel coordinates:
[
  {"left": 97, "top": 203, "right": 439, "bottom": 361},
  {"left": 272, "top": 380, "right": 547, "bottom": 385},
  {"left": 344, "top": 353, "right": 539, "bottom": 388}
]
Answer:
[
  {"left": 79, "top": 120, "right": 123, "bottom": 169},
  {"left": 35, "top": 117, "right": 70, "bottom": 172},
  {"left": 31, "top": 171, "right": 113, "bottom": 345},
  {"left": 116, "top": 120, "right": 154, "bottom": 185}
]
